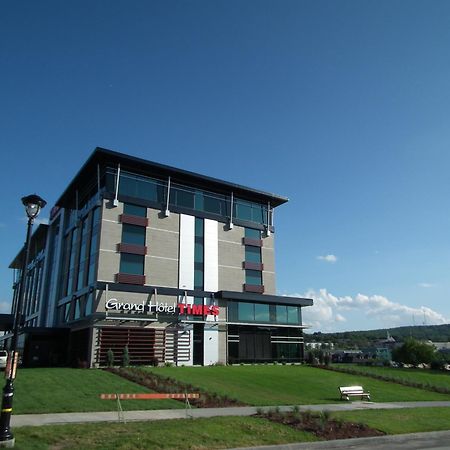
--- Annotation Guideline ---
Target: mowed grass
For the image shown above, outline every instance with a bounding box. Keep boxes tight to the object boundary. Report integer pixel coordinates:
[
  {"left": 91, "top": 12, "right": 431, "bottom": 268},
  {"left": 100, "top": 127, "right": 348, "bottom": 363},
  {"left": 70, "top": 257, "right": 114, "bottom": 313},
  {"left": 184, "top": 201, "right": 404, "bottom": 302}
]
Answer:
[
  {"left": 334, "top": 364, "right": 450, "bottom": 390},
  {"left": 13, "top": 416, "right": 317, "bottom": 450},
  {"left": 13, "top": 368, "right": 184, "bottom": 414},
  {"left": 146, "top": 365, "right": 450, "bottom": 405},
  {"left": 333, "top": 406, "right": 450, "bottom": 435}
]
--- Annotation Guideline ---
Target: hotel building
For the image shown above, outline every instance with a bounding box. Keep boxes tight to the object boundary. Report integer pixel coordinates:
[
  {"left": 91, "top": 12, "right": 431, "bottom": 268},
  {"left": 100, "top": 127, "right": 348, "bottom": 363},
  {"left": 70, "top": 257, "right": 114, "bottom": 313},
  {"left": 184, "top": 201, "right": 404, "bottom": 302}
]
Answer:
[{"left": 6, "top": 148, "right": 313, "bottom": 367}]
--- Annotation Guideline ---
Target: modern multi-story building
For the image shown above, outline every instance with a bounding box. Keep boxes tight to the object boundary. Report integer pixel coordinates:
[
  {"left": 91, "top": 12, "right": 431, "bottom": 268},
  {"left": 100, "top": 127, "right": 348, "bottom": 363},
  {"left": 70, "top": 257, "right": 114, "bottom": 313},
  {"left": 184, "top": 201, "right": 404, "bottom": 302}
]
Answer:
[{"left": 5, "top": 148, "right": 313, "bottom": 367}]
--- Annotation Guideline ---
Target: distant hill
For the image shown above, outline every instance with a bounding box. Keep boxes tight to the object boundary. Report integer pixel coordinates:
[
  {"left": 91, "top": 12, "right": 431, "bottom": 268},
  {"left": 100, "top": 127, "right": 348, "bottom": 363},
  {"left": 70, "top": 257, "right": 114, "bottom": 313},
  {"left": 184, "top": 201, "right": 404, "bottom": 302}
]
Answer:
[{"left": 305, "top": 324, "right": 450, "bottom": 348}]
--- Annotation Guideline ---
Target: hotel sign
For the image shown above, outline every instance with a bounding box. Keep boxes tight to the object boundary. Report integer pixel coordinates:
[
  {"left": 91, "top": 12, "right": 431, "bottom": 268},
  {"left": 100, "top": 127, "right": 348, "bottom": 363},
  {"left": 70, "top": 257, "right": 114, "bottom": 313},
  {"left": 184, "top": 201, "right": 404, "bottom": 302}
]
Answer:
[{"left": 105, "top": 298, "right": 219, "bottom": 316}]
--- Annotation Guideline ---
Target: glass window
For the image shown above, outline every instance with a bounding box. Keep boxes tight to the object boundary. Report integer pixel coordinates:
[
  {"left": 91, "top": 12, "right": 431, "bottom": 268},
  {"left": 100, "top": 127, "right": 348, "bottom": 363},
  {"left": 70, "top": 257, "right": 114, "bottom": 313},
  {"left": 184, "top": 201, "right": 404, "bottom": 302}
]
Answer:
[
  {"left": 228, "top": 301, "right": 238, "bottom": 321},
  {"left": 245, "top": 269, "right": 262, "bottom": 286},
  {"left": 245, "top": 246, "right": 261, "bottom": 263},
  {"left": 194, "top": 267, "right": 203, "bottom": 290},
  {"left": 238, "top": 302, "right": 254, "bottom": 321},
  {"left": 120, "top": 253, "right": 144, "bottom": 275},
  {"left": 171, "top": 186, "right": 195, "bottom": 209},
  {"left": 287, "top": 306, "right": 300, "bottom": 324},
  {"left": 254, "top": 304, "right": 270, "bottom": 322},
  {"left": 85, "top": 292, "right": 94, "bottom": 316},
  {"left": 122, "top": 224, "right": 146, "bottom": 246},
  {"left": 124, "top": 203, "right": 147, "bottom": 217},
  {"left": 204, "top": 194, "right": 226, "bottom": 215},
  {"left": 276, "top": 305, "right": 287, "bottom": 323},
  {"left": 245, "top": 228, "right": 261, "bottom": 239},
  {"left": 235, "top": 200, "right": 252, "bottom": 221}
]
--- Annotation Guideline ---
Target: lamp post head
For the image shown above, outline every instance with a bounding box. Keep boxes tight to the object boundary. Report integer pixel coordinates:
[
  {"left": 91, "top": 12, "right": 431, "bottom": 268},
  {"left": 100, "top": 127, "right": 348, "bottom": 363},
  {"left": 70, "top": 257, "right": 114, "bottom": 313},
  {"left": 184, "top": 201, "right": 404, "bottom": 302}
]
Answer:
[{"left": 21, "top": 194, "right": 47, "bottom": 220}]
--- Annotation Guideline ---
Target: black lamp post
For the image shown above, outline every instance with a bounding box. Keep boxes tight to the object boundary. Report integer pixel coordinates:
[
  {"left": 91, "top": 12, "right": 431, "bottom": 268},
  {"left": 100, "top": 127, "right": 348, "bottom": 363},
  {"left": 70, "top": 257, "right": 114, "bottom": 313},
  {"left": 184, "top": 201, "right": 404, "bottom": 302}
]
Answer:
[{"left": 0, "top": 194, "right": 46, "bottom": 447}]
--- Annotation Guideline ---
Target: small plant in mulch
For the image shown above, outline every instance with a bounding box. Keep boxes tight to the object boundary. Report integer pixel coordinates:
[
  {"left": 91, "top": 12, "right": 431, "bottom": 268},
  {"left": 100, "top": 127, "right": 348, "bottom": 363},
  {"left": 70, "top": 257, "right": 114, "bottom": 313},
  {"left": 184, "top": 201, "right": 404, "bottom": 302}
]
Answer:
[
  {"left": 106, "top": 367, "right": 246, "bottom": 408},
  {"left": 255, "top": 408, "right": 385, "bottom": 440}
]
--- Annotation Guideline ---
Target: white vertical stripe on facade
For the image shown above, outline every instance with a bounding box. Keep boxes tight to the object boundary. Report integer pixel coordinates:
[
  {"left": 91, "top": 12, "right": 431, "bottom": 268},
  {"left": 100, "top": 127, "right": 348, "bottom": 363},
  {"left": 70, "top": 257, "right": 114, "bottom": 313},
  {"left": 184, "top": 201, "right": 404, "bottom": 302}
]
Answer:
[
  {"left": 178, "top": 214, "right": 195, "bottom": 365},
  {"left": 204, "top": 219, "right": 219, "bottom": 292},
  {"left": 203, "top": 219, "right": 219, "bottom": 365},
  {"left": 178, "top": 214, "right": 195, "bottom": 291}
]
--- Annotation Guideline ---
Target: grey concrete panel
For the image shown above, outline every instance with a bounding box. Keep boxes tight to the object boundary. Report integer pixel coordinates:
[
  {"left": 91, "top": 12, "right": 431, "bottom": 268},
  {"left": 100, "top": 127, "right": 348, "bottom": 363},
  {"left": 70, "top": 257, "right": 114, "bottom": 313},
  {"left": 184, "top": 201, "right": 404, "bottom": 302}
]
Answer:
[
  {"left": 102, "top": 200, "right": 123, "bottom": 221},
  {"left": 146, "top": 256, "right": 178, "bottom": 287},
  {"left": 219, "top": 266, "right": 244, "bottom": 291},
  {"left": 218, "top": 328, "right": 227, "bottom": 364},
  {"left": 148, "top": 209, "right": 180, "bottom": 233},
  {"left": 99, "top": 220, "right": 121, "bottom": 252},
  {"left": 262, "top": 233, "right": 274, "bottom": 249},
  {"left": 262, "top": 247, "right": 275, "bottom": 273},
  {"left": 97, "top": 250, "right": 119, "bottom": 283},
  {"left": 147, "top": 228, "right": 179, "bottom": 260},
  {"left": 218, "top": 223, "right": 244, "bottom": 244},
  {"left": 218, "top": 241, "right": 244, "bottom": 268},
  {"left": 263, "top": 271, "right": 276, "bottom": 295}
]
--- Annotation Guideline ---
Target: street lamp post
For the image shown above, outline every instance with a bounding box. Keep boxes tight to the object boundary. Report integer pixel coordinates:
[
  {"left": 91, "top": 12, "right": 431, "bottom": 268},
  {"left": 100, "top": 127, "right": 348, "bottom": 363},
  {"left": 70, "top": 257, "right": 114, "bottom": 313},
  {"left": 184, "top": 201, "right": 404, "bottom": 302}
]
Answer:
[{"left": 0, "top": 195, "right": 46, "bottom": 447}]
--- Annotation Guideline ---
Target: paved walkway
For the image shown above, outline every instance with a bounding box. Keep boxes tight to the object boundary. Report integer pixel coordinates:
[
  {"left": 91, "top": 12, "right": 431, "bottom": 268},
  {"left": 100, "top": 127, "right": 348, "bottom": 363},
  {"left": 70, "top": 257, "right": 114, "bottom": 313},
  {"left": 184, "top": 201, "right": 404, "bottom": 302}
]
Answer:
[{"left": 10, "top": 401, "right": 450, "bottom": 427}]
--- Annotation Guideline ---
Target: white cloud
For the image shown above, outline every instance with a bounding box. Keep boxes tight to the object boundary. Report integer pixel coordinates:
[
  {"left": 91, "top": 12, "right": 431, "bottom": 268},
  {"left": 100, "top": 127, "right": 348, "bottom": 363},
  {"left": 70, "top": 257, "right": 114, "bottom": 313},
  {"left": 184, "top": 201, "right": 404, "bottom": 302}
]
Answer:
[
  {"left": 418, "top": 283, "right": 435, "bottom": 288},
  {"left": 0, "top": 301, "right": 11, "bottom": 314},
  {"left": 316, "top": 254, "right": 337, "bottom": 263},
  {"left": 290, "top": 288, "right": 448, "bottom": 332}
]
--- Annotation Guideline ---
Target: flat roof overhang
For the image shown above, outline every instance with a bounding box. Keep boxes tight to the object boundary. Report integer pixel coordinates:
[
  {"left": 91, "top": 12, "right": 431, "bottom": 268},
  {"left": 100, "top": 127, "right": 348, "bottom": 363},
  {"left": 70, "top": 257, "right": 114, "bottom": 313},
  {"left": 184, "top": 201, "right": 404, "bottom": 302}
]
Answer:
[
  {"left": 216, "top": 291, "right": 313, "bottom": 307},
  {"left": 55, "top": 147, "right": 289, "bottom": 209},
  {"left": 95, "top": 283, "right": 313, "bottom": 308}
]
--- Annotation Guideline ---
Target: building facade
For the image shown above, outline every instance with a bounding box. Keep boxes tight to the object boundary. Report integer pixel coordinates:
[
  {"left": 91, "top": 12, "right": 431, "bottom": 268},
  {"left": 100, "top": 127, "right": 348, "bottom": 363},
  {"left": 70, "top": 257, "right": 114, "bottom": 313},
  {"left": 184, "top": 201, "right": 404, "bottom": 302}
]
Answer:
[{"left": 6, "top": 148, "right": 312, "bottom": 367}]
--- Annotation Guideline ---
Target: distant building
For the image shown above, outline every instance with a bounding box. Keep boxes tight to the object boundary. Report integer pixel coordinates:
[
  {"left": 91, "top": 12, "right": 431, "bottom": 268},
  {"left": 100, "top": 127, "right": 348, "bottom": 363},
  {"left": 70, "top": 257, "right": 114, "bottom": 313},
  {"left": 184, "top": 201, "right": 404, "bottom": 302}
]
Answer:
[{"left": 4, "top": 147, "right": 313, "bottom": 367}]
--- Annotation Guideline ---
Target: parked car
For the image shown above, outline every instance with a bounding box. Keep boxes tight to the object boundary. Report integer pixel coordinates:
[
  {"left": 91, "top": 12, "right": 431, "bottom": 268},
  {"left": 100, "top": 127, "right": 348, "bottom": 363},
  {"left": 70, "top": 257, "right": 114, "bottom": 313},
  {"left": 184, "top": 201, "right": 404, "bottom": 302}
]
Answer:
[{"left": 0, "top": 351, "right": 7, "bottom": 369}]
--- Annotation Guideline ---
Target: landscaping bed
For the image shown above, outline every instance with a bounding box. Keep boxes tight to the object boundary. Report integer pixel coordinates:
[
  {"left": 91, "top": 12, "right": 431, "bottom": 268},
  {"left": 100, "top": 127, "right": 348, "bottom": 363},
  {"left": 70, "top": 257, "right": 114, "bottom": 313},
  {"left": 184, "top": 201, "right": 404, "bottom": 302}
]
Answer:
[
  {"left": 256, "top": 408, "right": 385, "bottom": 440},
  {"left": 107, "top": 367, "right": 246, "bottom": 408}
]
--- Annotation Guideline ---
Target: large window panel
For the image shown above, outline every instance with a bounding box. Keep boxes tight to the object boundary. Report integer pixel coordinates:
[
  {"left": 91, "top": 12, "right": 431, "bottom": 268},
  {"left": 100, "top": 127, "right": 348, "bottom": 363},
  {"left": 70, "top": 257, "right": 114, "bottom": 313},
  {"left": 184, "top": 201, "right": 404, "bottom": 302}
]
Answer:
[
  {"left": 254, "top": 304, "right": 270, "bottom": 322},
  {"left": 122, "top": 224, "right": 146, "bottom": 246},
  {"left": 245, "top": 269, "right": 262, "bottom": 286},
  {"left": 120, "top": 253, "right": 144, "bottom": 275},
  {"left": 124, "top": 203, "right": 147, "bottom": 217},
  {"left": 238, "top": 302, "right": 254, "bottom": 321},
  {"left": 245, "top": 246, "right": 261, "bottom": 263}
]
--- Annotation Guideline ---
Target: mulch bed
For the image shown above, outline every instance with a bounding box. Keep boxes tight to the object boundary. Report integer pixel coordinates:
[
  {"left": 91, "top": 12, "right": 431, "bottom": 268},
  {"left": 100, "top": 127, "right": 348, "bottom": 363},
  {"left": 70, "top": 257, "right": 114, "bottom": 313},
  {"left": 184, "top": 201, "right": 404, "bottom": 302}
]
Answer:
[
  {"left": 106, "top": 367, "right": 246, "bottom": 408},
  {"left": 256, "top": 411, "right": 385, "bottom": 440}
]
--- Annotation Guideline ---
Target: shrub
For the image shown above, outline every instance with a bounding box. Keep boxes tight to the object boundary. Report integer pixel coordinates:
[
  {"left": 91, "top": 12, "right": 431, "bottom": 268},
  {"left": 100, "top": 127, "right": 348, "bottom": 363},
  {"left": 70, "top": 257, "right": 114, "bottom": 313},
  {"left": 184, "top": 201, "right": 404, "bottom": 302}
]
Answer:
[
  {"left": 106, "top": 348, "right": 114, "bottom": 367},
  {"left": 122, "top": 346, "right": 130, "bottom": 367}
]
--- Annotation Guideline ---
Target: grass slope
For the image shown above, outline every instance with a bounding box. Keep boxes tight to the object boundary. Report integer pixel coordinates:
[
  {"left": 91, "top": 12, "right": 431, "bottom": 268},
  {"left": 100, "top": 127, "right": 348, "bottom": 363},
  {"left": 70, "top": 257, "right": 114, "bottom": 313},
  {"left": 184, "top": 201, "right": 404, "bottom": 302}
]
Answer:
[
  {"left": 146, "top": 365, "right": 450, "bottom": 405},
  {"left": 13, "top": 368, "right": 184, "bottom": 414},
  {"left": 14, "top": 416, "right": 317, "bottom": 450},
  {"left": 334, "top": 364, "right": 450, "bottom": 390},
  {"left": 333, "top": 407, "right": 450, "bottom": 434}
]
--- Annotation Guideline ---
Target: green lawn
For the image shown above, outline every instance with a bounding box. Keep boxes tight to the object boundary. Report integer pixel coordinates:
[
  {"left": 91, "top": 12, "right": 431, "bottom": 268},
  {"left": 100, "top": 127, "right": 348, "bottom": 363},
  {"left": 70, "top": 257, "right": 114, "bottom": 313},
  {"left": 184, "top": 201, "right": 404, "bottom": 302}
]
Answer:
[
  {"left": 334, "top": 364, "right": 450, "bottom": 390},
  {"left": 13, "top": 416, "right": 317, "bottom": 450},
  {"left": 145, "top": 365, "right": 450, "bottom": 405},
  {"left": 333, "top": 406, "right": 450, "bottom": 434},
  {"left": 13, "top": 368, "right": 184, "bottom": 414}
]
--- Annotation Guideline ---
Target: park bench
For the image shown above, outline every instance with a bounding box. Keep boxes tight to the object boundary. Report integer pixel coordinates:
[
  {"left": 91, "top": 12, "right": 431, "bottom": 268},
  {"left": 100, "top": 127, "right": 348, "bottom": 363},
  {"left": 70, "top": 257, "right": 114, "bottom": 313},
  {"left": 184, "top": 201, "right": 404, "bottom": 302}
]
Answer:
[
  {"left": 100, "top": 392, "right": 200, "bottom": 422},
  {"left": 339, "top": 385, "right": 370, "bottom": 401}
]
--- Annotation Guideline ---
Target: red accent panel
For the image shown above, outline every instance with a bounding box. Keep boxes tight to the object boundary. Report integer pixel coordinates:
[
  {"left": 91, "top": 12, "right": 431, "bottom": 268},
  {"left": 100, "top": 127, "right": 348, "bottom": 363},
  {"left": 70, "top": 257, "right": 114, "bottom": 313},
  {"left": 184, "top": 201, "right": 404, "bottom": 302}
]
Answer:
[
  {"left": 243, "top": 261, "right": 264, "bottom": 271},
  {"left": 116, "top": 273, "right": 146, "bottom": 285},
  {"left": 118, "top": 243, "right": 147, "bottom": 255},
  {"left": 243, "top": 237, "right": 263, "bottom": 247},
  {"left": 120, "top": 214, "right": 148, "bottom": 227},
  {"left": 244, "top": 284, "right": 265, "bottom": 294}
]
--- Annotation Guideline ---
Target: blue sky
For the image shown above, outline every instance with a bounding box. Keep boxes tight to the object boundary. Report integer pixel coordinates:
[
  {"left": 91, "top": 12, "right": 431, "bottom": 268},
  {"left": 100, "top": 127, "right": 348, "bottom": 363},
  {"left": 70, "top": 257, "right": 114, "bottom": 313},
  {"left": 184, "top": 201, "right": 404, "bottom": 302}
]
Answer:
[{"left": 1, "top": 1, "right": 449, "bottom": 332}]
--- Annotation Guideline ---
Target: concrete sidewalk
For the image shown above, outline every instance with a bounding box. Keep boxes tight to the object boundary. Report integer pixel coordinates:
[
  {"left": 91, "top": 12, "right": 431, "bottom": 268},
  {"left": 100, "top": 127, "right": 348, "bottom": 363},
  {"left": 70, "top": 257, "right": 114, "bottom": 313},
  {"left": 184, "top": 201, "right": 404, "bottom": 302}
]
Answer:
[{"left": 10, "top": 400, "right": 450, "bottom": 427}]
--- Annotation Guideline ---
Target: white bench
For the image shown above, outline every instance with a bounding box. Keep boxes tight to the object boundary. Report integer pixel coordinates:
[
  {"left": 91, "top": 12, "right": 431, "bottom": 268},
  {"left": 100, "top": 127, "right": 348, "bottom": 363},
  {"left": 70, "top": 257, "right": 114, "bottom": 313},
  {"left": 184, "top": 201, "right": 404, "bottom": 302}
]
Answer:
[{"left": 339, "top": 385, "right": 370, "bottom": 401}]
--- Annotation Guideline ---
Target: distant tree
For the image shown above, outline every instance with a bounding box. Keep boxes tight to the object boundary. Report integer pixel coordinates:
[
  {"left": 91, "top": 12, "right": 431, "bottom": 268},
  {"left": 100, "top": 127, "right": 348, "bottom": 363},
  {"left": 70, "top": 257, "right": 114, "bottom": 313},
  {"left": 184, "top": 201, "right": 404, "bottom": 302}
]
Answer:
[
  {"left": 122, "top": 346, "right": 130, "bottom": 367},
  {"left": 392, "top": 338, "right": 436, "bottom": 365},
  {"left": 107, "top": 348, "right": 114, "bottom": 367},
  {"left": 306, "top": 351, "right": 314, "bottom": 365}
]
